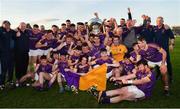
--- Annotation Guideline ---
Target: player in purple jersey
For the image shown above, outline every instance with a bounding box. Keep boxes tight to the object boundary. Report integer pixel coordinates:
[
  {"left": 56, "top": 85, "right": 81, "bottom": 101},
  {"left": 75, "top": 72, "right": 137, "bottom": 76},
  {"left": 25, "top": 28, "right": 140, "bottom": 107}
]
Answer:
[
  {"left": 85, "top": 33, "right": 105, "bottom": 59},
  {"left": 89, "top": 48, "right": 115, "bottom": 79},
  {"left": 107, "top": 56, "right": 135, "bottom": 83},
  {"left": 137, "top": 36, "right": 169, "bottom": 96},
  {"left": 54, "top": 34, "right": 75, "bottom": 55},
  {"left": 36, "top": 30, "right": 58, "bottom": 56},
  {"left": 76, "top": 56, "right": 90, "bottom": 74},
  {"left": 28, "top": 24, "right": 43, "bottom": 74},
  {"left": 97, "top": 60, "right": 155, "bottom": 104},
  {"left": 129, "top": 43, "right": 141, "bottom": 64},
  {"left": 68, "top": 46, "right": 82, "bottom": 68},
  {"left": 31, "top": 55, "right": 56, "bottom": 91}
]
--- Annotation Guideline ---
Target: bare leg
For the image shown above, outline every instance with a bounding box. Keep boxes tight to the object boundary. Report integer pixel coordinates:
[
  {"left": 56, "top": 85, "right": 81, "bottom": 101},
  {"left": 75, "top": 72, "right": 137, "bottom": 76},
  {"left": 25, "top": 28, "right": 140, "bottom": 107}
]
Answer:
[
  {"left": 19, "top": 73, "right": 34, "bottom": 83},
  {"left": 43, "top": 73, "right": 52, "bottom": 81},
  {"left": 39, "top": 72, "right": 44, "bottom": 87},
  {"left": 32, "top": 80, "right": 40, "bottom": 87},
  {"left": 106, "top": 87, "right": 128, "bottom": 97},
  {"left": 48, "top": 73, "right": 57, "bottom": 86},
  {"left": 57, "top": 73, "right": 63, "bottom": 87},
  {"left": 110, "top": 92, "right": 135, "bottom": 103},
  {"left": 160, "top": 70, "right": 169, "bottom": 90}
]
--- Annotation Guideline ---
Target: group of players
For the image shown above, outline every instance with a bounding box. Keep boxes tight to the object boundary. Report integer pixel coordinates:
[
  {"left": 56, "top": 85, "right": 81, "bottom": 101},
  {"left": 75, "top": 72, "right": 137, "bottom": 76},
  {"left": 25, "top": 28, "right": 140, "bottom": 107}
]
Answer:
[{"left": 0, "top": 8, "right": 175, "bottom": 104}]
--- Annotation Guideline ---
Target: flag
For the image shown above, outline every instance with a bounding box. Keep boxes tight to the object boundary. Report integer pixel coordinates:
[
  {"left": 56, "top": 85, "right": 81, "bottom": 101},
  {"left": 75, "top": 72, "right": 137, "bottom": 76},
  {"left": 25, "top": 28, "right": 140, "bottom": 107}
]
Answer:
[{"left": 79, "top": 64, "right": 107, "bottom": 91}]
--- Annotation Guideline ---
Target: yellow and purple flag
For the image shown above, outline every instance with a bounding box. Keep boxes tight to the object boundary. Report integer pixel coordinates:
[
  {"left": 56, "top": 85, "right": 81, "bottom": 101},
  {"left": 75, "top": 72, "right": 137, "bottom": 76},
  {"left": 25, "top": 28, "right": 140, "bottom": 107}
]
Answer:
[{"left": 79, "top": 64, "right": 107, "bottom": 91}]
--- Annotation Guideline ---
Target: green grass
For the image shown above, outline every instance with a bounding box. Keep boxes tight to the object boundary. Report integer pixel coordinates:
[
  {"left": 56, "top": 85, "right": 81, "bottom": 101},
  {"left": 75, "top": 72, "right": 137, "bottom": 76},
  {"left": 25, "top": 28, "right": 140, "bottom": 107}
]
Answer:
[{"left": 0, "top": 37, "right": 180, "bottom": 108}]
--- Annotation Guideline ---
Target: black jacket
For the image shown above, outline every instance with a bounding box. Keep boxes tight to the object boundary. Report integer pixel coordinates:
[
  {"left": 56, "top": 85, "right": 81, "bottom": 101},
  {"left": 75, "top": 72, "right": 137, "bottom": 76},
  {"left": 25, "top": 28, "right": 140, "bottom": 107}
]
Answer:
[
  {"left": 15, "top": 29, "right": 30, "bottom": 54},
  {"left": 0, "top": 27, "right": 16, "bottom": 55}
]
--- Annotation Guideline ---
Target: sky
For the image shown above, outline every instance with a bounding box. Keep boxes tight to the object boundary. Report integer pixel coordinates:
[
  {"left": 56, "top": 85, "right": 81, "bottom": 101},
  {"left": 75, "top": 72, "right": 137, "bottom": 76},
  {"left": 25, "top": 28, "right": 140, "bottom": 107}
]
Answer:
[{"left": 0, "top": 0, "right": 180, "bottom": 29}]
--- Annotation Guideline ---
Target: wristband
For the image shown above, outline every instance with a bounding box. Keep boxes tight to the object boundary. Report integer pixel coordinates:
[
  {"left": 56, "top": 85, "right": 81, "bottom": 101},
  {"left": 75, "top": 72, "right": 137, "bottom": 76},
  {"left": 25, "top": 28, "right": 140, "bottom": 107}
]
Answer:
[{"left": 127, "top": 80, "right": 133, "bottom": 84}]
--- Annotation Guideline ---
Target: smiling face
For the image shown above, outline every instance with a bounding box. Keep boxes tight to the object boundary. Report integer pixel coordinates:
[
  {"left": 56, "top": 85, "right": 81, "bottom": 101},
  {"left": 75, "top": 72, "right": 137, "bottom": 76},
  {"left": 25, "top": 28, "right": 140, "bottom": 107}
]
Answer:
[
  {"left": 126, "top": 20, "right": 133, "bottom": 28},
  {"left": 107, "top": 37, "right": 113, "bottom": 45},
  {"left": 61, "top": 25, "right": 66, "bottom": 32},
  {"left": 137, "top": 40, "right": 146, "bottom": 50},
  {"left": 60, "top": 55, "right": 66, "bottom": 61},
  {"left": 78, "top": 25, "right": 85, "bottom": 32},
  {"left": 120, "top": 19, "right": 126, "bottom": 26},
  {"left": 41, "top": 59, "right": 48, "bottom": 65},
  {"left": 66, "top": 37, "right": 73, "bottom": 45},
  {"left": 46, "top": 33, "right": 53, "bottom": 40},
  {"left": 33, "top": 27, "right": 39, "bottom": 34},
  {"left": 66, "top": 21, "right": 71, "bottom": 28},
  {"left": 93, "top": 36, "right": 100, "bottom": 44},
  {"left": 2, "top": 22, "right": 10, "bottom": 30},
  {"left": 137, "top": 63, "right": 145, "bottom": 72},
  {"left": 156, "top": 17, "right": 164, "bottom": 27},
  {"left": 19, "top": 22, "right": 26, "bottom": 31},
  {"left": 81, "top": 57, "right": 88, "bottom": 65},
  {"left": 113, "top": 37, "right": 119, "bottom": 45},
  {"left": 53, "top": 53, "right": 59, "bottom": 60},
  {"left": 133, "top": 44, "right": 140, "bottom": 51},
  {"left": 74, "top": 49, "right": 82, "bottom": 56},
  {"left": 52, "top": 27, "right": 58, "bottom": 33}
]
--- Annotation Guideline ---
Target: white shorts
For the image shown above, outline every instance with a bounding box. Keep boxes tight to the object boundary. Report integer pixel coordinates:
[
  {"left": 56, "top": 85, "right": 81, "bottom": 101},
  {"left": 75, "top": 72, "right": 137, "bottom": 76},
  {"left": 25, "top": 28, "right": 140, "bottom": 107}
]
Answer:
[
  {"left": 93, "top": 65, "right": 100, "bottom": 68},
  {"left": 34, "top": 73, "right": 39, "bottom": 81},
  {"left": 34, "top": 73, "right": 53, "bottom": 81},
  {"left": 148, "top": 61, "right": 167, "bottom": 68},
  {"left": 38, "top": 49, "right": 50, "bottom": 56},
  {"left": 29, "top": 49, "right": 41, "bottom": 56},
  {"left": 127, "top": 85, "right": 145, "bottom": 98}
]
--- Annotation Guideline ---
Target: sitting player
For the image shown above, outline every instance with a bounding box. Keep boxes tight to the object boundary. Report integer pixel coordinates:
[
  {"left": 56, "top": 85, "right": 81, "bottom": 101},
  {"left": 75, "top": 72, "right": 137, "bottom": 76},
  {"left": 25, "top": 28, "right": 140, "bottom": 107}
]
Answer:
[
  {"left": 57, "top": 53, "right": 69, "bottom": 93},
  {"left": 61, "top": 55, "right": 90, "bottom": 94},
  {"left": 110, "top": 56, "right": 135, "bottom": 80},
  {"left": 31, "top": 55, "right": 56, "bottom": 91},
  {"left": 46, "top": 51, "right": 61, "bottom": 89},
  {"left": 97, "top": 60, "right": 156, "bottom": 104},
  {"left": 89, "top": 48, "right": 115, "bottom": 78},
  {"left": 67, "top": 45, "right": 82, "bottom": 68}
]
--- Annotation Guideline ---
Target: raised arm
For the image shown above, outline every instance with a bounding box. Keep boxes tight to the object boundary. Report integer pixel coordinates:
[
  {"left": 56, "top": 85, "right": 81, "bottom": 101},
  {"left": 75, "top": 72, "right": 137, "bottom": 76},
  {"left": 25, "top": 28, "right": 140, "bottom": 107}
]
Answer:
[
  {"left": 84, "top": 34, "right": 93, "bottom": 49},
  {"left": 104, "top": 29, "right": 110, "bottom": 46},
  {"left": 128, "top": 7, "right": 132, "bottom": 20}
]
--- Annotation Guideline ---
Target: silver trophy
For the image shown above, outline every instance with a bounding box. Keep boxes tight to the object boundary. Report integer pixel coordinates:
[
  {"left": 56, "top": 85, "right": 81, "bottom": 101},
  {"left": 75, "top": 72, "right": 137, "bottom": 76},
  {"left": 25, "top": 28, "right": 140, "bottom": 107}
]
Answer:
[{"left": 88, "top": 18, "right": 103, "bottom": 35}]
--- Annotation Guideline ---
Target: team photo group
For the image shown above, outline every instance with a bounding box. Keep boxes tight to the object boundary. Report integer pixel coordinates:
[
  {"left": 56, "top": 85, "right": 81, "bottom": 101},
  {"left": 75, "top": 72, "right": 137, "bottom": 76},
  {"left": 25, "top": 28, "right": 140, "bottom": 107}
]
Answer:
[{"left": 0, "top": 8, "right": 175, "bottom": 105}]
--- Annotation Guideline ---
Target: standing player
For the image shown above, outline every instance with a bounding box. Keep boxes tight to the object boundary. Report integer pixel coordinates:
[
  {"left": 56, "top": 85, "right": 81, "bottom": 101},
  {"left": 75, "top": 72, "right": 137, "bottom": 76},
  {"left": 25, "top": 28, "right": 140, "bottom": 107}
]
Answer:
[
  {"left": 36, "top": 30, "right": 58, "bottom": 56},
  {"left": 28, "top": 24, "right": 43, "bottom": 74}
]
